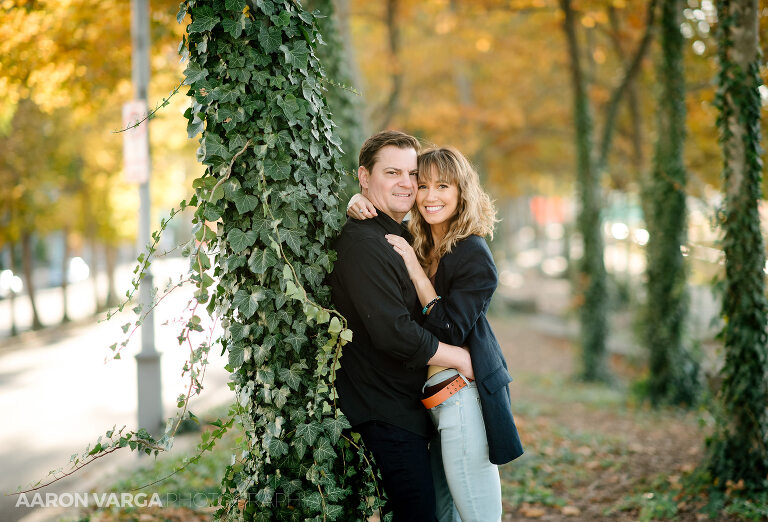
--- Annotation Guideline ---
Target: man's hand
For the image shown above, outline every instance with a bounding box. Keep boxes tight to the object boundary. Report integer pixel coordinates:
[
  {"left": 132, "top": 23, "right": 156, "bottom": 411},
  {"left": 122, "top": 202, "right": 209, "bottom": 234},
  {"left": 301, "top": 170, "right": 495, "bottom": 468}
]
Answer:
[{"left": 347, "top": 193, "right": 378, "bottom": 219}]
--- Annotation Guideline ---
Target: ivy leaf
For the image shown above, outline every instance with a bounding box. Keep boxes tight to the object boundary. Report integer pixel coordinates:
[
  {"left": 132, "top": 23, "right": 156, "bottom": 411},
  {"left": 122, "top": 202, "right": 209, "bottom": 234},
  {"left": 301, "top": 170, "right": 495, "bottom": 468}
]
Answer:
[
  {"left": 228, "top": 133, "right": 248, "bottom": 152},
  {"left": 263, "top": 157, "right": 291, "bottom": 181},
  {"left": 248, "top": 247, "right": 278, "bottom": 275},
  {"left": 176, "top": 3, "right": 188, "bottom": 24},
  {"left": 253, "top": 343, "right": 270, "bottom": 365},
  {"left": 203, "top": 133, "right": 232, "bottom": 163},
  {"left": 226, "top": 228, "right": 257, "bottom": 254},
  {"left": 279, "top": 41, "right": 309, "bottom": 71},
  {"left": 325, "top": 504, "right": 344, "bottom": 521},
  {"left": 278, "top": 363, "right": 305, "bottom": 390},
  {"left": 233, "top": 287, "right": 265, "bottom": 318},
  {"left": 186, "top": 112, "right": 205, "bottom": 138},
  {"left": 313, "top": 437, "right": 336, "bottom": 463},
  {"left": 254, "top": 486, "right": 274, "bottom": 505},
  {"left": 258, "top": 25, "right": 282, "bottom": 54},
  {"left": 274, "top": 10, "right": 291, "bottom": 27},
  {"left": 229, "top": 322, "right": 250, "bottom": 341},
  {"left": 228, "top": 343, "right": 245, "bottom": 369},
  {"left": 323, "top": 416, "right": 350, "bottom": 444},
  {"left": 328, "top": 317, "right": 342, "bottom": 335},
  {"left": 267, "top": 437, "right": 289, "bottom": 458},
  {"left": 225, "top": 0, "right": 245, "bottom": 12},
  {"left": 222, "top": 16, "right": 243, "bottom": 38},
  {"left": 232, "top": 190, "right": 259, "bottom": 214},
  {"left": 272, "top": 385, "right": 290, "bottom": 408},
  {"left": 226, "top": 254, "right": 246, "bottom": 270},
  {"left": 283, "top": 332, "right": 307, "bottom": 354},
  {"left": 304, "top": 265, "right": 324, "bottom": 288},
  {"left": 278, "top": 227, "right": 303, "bottom": 256},
  {"left": 183, "top": 61, "right": 208, "bottom": 85},
  {"left": 188, "top": 12, "right": 219, "bottom": 33},
  {"left": 296, "top": 421, "right": 321, "bottom": 446},
  {"left": 302, "top": 491, "right": 323, "bottom": 512}
]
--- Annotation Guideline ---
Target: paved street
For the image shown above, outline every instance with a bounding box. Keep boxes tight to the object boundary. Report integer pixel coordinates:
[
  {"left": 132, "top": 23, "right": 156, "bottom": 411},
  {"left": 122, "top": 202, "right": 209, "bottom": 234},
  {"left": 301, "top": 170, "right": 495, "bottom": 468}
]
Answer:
[{"left": 0, "top": 258, "right": 232, "bottom": 522}]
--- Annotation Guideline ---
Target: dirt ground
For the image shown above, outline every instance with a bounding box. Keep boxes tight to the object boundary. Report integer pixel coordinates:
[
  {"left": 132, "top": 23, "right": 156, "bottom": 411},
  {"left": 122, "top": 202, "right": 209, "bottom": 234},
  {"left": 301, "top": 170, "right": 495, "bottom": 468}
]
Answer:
[
  {"left": 492, "top": 315, "right": 730, "bottom": 521},
  {"left": 71, "top": 312, "right": 747, "bottom": 522}
]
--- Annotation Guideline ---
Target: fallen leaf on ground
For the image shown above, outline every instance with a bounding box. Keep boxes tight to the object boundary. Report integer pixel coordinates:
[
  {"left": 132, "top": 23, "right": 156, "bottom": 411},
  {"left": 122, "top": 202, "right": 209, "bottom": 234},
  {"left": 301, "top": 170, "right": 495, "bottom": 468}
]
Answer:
[
  {"left": 519, "top": 504, "right": 547, "bottom": 518},
  {"left": 561, "top": 505, "right": 581, "bottom": 516}
]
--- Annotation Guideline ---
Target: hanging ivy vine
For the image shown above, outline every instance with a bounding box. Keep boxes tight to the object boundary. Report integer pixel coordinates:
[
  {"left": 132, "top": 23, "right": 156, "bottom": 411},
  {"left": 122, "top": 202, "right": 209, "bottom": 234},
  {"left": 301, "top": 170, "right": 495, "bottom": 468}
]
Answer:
[{"left": 178, "top": 0, "right": 380, "bottom": 519}]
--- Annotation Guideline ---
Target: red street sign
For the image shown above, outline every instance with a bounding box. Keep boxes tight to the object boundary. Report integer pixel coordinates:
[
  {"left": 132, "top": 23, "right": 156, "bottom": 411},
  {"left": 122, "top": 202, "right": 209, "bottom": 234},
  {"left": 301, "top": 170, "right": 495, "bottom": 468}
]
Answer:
[{"left": 122, "top": 100, "right": 150, "bottom": 184}]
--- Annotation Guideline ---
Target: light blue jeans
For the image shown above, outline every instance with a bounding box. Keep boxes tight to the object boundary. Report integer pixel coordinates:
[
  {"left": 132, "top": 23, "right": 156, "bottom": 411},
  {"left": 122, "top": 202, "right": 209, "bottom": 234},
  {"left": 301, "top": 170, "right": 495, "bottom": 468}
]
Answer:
[{"left": 425, "top": 369, "right": 502, "bottom": 522}]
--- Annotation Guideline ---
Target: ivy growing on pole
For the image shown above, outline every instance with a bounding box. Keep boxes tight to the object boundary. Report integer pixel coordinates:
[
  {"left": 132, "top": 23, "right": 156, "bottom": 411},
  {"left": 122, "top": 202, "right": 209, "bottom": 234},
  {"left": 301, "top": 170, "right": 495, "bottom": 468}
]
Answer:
[
  {"left": 179, "top": 0, "right": 380, "bottom": 519},
  {"left": 707, "top": 0, "right": 768, "bottom": 491},
  {"left": 643, "top": 0, "right": 699, "bottom": 407}
]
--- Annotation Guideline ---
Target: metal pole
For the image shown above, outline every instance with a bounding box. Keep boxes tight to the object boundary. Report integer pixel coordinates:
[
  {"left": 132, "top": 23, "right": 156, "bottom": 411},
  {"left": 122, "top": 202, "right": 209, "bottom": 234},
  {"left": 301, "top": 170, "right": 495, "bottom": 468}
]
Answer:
[{"left": 131, "top": 0, "right": 163, "bottom": 437}]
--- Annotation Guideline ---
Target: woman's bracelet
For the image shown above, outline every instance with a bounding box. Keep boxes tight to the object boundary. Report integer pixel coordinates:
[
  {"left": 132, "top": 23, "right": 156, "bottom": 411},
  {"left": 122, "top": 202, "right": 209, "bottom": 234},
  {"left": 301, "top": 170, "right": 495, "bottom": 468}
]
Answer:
[{"left": 422, "top": 296, "right": 441, "bottom": 315}]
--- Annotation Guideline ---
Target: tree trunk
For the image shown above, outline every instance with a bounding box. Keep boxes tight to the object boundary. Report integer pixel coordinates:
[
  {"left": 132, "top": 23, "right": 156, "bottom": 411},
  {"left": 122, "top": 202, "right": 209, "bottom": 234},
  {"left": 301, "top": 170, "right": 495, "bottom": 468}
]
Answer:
[
  {"left": 377, "top": 0, "right": 401, "bottom": 129},
  {"left": 8, "top": 243, "right": 18, "bottom": 336},
  {"left": 182, "top": 1, "right": 379, "bottom": 516},
  {"left": 61, "top": 227, "right": 71, "bottom": 323},
  {"left": 707, "top": 0, "right": 768, "bottom": 489},
  {"left": 90, "top": 234, "right": 100, "bottom": 314},
  {"left": 20, "top": 232, "right": 43, "bottom": 330},
  {"left": 560, "top": 0, "right": 609, "bottom": 381},
  {"left": 598, "top": 0, "right": 657, "bottom": 171},
  {"left": 644, "top": 0, "right": 699, "bottom": 406},
  {"left": 104, "top": 244, "right": 119, "bottom": 309}
]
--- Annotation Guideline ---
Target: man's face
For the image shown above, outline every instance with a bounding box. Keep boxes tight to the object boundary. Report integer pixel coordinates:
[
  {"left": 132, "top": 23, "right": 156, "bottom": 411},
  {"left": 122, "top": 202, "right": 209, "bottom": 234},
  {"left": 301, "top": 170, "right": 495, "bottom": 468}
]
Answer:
[{"left": 358, "top": 145, "right": 418, "bottom": 223}]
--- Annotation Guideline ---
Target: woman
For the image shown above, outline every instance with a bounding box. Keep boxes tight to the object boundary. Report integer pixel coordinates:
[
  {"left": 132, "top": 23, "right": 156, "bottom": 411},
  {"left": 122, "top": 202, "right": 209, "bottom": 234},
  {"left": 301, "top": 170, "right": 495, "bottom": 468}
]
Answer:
[{"left": 347, "top": 146, "right": 523, "bottom": 521}]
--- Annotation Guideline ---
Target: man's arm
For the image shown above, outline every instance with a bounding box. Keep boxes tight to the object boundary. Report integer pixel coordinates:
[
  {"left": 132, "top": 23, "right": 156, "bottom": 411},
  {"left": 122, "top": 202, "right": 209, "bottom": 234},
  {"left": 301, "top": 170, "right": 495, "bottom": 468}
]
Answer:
[{"left": 337, "top": 238, "right": 437, "bottom": 368}]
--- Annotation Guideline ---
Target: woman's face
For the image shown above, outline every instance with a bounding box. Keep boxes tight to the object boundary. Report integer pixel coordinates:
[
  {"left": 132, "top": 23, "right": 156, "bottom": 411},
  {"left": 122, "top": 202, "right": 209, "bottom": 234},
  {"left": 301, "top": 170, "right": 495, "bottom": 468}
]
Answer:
[{"left": 416, "top": 169, "right": 460, "bottom": 227}]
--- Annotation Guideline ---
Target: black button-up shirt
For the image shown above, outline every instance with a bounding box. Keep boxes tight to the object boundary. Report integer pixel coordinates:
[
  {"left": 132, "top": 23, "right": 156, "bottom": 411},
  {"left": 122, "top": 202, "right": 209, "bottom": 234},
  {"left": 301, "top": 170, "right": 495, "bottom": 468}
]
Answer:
[{"left": 328, "top": 212, "right": 439, "bottom": 438}]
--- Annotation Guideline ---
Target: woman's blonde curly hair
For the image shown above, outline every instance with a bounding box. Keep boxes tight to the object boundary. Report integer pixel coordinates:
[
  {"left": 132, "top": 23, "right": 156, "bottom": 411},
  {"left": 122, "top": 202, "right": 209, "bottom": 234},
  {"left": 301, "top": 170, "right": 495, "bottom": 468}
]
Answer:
[{"left": 409, "top": 146, "right": 498, "bottom": 269}]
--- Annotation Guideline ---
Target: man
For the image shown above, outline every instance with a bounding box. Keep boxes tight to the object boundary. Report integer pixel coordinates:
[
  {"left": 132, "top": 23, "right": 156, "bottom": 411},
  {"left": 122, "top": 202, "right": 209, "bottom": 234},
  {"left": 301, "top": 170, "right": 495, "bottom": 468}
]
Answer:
[{"left": 328, "top": 130, "right": 473, "bottom": 520}]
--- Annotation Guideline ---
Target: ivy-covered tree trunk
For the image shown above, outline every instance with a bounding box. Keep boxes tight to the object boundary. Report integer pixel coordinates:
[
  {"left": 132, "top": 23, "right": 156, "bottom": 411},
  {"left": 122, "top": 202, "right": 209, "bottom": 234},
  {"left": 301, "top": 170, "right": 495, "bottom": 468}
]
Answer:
[
  {"left": 307, "top": 0, "right": 363, "bottom": 175},
  {"left": 560, "top": 0, "right": 609, "bottom": 381},
  {"left": 643, "top": 0, "right": 698, "bottom": 406},
  {"left": 180, "top": 1, "right": 379, "bottom": 520},
  {"left": 707, "top": 0, "right": 768, "bottom": 490},
  {"left": 306, "top": 0, "right": 364, "bottom": 207}
]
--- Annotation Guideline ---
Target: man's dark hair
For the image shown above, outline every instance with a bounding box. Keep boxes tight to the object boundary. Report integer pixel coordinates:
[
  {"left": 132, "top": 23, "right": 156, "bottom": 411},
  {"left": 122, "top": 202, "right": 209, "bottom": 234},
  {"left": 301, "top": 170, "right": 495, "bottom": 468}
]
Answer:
[{"left": 358, "top": 130, "right": 421, "bottom": 173}]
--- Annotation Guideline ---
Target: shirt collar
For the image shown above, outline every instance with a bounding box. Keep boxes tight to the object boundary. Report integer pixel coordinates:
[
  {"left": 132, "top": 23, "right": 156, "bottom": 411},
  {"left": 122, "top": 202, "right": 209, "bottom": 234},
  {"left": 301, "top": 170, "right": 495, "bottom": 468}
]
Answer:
[{"left": 368, "top": 208, "right": 413, "bottom": 241}]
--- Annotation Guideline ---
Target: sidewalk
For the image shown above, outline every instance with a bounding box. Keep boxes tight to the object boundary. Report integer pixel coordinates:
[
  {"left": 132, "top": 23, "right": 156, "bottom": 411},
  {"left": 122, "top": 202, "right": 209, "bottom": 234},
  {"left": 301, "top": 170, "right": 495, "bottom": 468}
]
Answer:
[{"left": 0, "top": 258, "right": 232, "bottom": 522}]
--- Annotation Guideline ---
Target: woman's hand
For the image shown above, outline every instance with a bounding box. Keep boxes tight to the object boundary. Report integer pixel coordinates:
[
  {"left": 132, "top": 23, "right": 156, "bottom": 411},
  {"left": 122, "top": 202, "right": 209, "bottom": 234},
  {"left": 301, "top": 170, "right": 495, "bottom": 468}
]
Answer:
[
  {"left": 346, "top": 193, "right": 377, "bottom": 220},
  {"left": 457, "top": 348, "right": 475, "bottom": 381},
  {"left": 385, "top": 234, "right": 425, "bottom": 282}
]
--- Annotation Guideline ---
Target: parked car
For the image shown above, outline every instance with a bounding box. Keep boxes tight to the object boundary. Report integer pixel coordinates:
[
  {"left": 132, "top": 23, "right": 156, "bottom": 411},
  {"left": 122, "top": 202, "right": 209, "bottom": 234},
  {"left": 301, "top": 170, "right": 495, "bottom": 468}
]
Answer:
[
  {"left": 0, "top": 269, "right": 23, "bottom": 298},
  {"left": 47, "top": 257, "right": 91, "bottom": 286}
]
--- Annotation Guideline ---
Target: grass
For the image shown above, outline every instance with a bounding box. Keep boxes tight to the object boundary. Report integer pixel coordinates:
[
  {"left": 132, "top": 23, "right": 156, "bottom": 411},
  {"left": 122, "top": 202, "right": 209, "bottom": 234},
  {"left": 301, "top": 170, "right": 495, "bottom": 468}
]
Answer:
[{"left": 74, "top": 316, "right": 768, "bottom": 521}]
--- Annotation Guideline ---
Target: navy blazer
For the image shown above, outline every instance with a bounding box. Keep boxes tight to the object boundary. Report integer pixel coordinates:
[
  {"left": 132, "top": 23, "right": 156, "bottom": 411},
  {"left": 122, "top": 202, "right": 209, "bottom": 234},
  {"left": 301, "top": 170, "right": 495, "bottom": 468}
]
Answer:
[{"left": 422, "top": 235, "right": 524, "bottom": 464}]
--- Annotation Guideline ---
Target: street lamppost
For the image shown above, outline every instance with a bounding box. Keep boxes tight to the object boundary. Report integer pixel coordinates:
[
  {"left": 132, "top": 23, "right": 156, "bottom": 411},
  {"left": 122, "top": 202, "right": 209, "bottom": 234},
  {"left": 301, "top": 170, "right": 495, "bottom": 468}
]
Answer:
[{"left": 128, "top": 0, "right": 163, "bottom": 437}]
